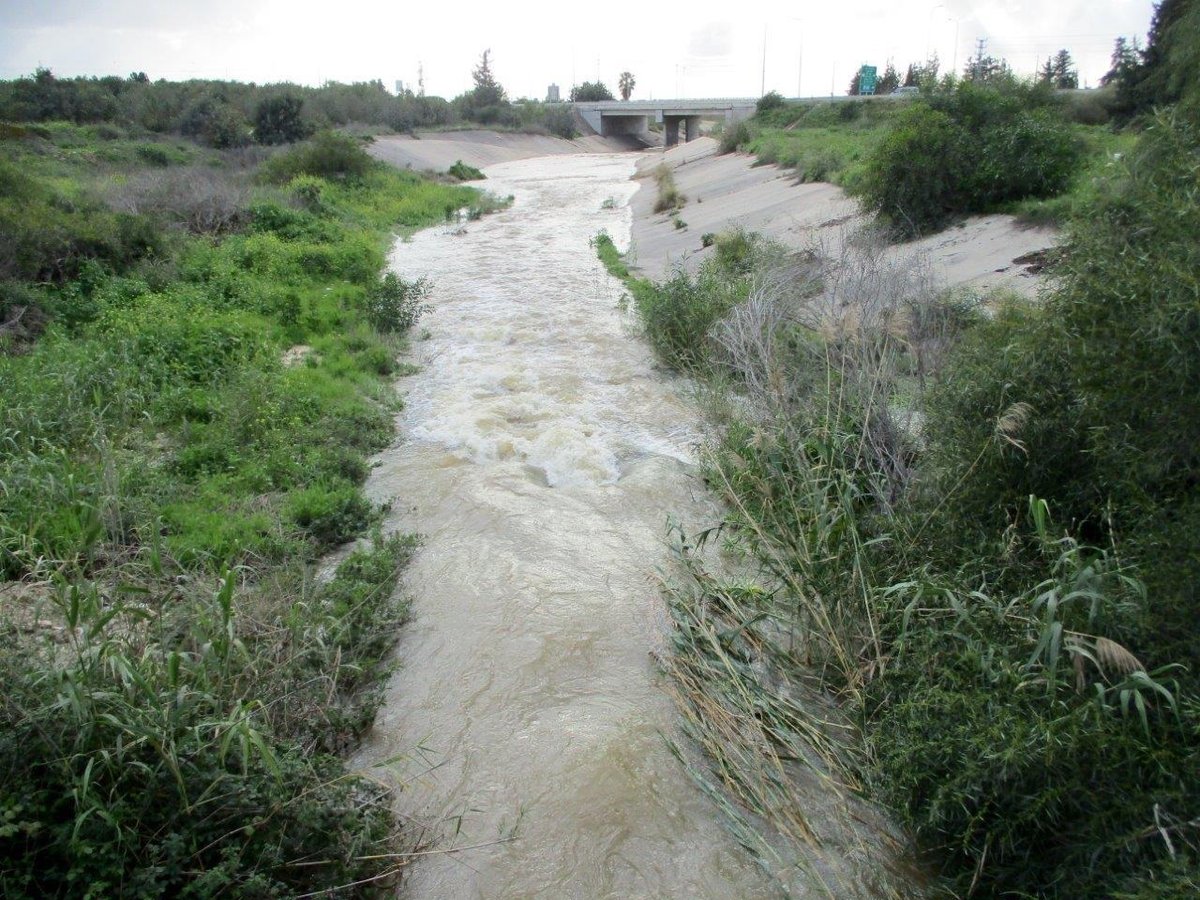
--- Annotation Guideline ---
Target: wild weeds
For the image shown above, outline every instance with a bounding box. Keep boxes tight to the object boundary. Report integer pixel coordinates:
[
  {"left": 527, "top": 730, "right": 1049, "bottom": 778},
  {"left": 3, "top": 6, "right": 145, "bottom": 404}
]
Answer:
[
  {"left": 637, "top": 196, "right": 1200, "bottom": 893},
  {"left": 0, "top": 534, "right": 412, "bottom": 897},
  {"left": 0, "top": 121, "right": 489, "bottom": 893},
  {"left": 652, "top": 163, "right": 686, "bottom": 214}
]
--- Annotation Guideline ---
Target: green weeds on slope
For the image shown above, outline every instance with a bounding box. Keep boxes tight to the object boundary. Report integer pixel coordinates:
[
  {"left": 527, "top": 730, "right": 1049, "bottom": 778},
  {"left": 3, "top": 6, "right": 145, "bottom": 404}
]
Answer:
[
  {"left": 0, "top": 124, "right": 488, "bottom": 895},
  {"left": 723, "top": 83, "right": 1126, "bottom": 232},
  {"left": 608, "top": 111, "right": 1200, "bottom": 896}
]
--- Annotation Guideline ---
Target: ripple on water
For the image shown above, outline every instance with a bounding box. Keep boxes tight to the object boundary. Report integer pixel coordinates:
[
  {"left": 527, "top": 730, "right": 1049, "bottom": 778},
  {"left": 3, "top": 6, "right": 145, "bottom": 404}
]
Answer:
[{"left": 353, "top": 154, "right": 847, "bottom": 899}]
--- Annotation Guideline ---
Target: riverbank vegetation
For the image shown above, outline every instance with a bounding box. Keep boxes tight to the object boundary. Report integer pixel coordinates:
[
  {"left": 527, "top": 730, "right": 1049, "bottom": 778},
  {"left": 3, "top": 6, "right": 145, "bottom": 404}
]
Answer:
[
  {"left": 0, "top": 52, "right": 579, "bottom": 146},
  {"left": 0, "top": 120, "right": 487, "bottom": 894},
  {"left": 608, "top": 64, "right": 1200, "bottom": 898},
  {"left": 717, "top": 14, "right": 1198, "bottom": 236}
]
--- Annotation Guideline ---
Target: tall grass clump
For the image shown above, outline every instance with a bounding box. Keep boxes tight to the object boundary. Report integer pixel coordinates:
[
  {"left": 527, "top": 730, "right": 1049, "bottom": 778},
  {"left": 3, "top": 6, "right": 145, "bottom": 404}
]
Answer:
[
  {"left": 0, "top": 535, "right": 414, "bottom": 897},
  {"left": 637, "top": 108, "right": 1200, "bottom": 896},
  {"left": 651, "top": 163, "right": 686, "bottom": 214}
]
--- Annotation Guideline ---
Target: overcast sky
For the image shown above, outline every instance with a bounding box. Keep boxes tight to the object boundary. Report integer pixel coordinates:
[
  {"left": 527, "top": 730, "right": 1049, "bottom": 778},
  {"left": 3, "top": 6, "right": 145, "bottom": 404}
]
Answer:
[{"left": 0, "top": 1, "right": 1158, "bottom": 99}]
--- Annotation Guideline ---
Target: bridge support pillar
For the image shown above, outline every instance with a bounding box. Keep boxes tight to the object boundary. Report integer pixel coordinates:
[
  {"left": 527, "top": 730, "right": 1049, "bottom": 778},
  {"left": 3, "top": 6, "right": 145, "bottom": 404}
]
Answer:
[
  {"left": 663, "top": 116, "right": 681, "bottom": 147},
  {"left": 684, "top": 116, "right": 700, "bottom": 142}
]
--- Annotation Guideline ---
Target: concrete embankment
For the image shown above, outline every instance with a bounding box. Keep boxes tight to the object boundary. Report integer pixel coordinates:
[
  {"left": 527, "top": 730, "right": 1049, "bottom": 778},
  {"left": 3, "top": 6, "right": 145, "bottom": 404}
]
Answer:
[
  {"left": 369, "top": 129, "right": 645, "bottom": 172},
  {"left": 369, "top": 129, "right": 1059, "bottom": 296},
  {"left": 628, "top": 137, "right": 1058, "bottom": 296}
]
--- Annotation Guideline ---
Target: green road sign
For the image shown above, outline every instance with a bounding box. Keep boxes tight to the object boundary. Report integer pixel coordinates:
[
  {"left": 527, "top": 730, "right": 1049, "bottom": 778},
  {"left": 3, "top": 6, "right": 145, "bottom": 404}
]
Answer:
[{"left": 859, "top": 65, "right": 878, "bottom": 95}]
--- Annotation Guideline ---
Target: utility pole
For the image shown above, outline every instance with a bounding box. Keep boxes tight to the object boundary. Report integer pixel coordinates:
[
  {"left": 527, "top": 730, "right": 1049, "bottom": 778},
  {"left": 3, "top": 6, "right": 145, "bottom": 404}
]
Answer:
[
  {"left": 797, "top": 36, "right": 803, "bottom": 97},
  {"left": 761, "top": 25, "right": 768, "bottom": 97},
  {"left": 417, "top": 62, "right": 425, "bottom": 96}
]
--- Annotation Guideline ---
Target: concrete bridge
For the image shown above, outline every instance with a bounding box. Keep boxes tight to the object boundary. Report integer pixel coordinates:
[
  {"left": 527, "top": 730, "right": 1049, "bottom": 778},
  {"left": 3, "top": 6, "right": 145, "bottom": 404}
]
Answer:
[{"left": 574, "top": 99, "right": 757, "bottom": 147}]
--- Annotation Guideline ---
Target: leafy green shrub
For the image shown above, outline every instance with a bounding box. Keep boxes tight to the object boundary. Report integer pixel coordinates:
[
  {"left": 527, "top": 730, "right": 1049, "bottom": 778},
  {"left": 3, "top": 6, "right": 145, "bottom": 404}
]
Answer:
[
  {"left": 289, "top": 173, "right": 326, "bottom": 212},
  {"left": 134, "top": 143, "right": 171, "bottom": 166},
  {"left": 756, "top": 90, "right": 786, "bottom": 113},
  {"left": 868, "top": 534, "right": 1196, "bottom": 897},
  {"left": 254, "top": 94, "right": 311, "bottom": 145},
  {"left": 365, "top": 271, "right": 431, "bottom": 333},
  {"left": 0, "top": 172, "right": 166, "bottom": 283},
  {"left": 540, "top": 104, "right": 577, "bottom": 138},
  {"left": 249, "top": 199, "right": 335, "bottom": 242},
  {"left": 447, "top": 159, "right": 485, "bottom": 181},
  {"left": 569, "top": 81, "right": 614, "bottom": 102},
  {"left": 261, "top": 131, "right": 374, "bottom": 184},
  {"left": 713, "top": 229, "right": 759, "bottom": 275},
  {"left": 178, "top": 96, "right": 249, "bottom": 148},
  {"left": 919, "top": 300, "right": 1098, "bottom": 551},
  {"left": 98, "top": 296, "right": 269, "bottom": 385},
  {"left": 859, "top": 82, "right": 1081, "bottom": 234}
]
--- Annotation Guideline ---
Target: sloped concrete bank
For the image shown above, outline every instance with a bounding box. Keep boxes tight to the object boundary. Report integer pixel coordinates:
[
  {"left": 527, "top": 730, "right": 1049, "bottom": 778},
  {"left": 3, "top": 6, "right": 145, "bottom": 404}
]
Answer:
[
  {"left": 369, "top": 129, "right": 644, "bottom": 172},
  {"left": 370, "top": 130, "right": 1058, "bottom": 297},
  {"left": 628, "top": 137, "right": 1058, "bottom": 296}
]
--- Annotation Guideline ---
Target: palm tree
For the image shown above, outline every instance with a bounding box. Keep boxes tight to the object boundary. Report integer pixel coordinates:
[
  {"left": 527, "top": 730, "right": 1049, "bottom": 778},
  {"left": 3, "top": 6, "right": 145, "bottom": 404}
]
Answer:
[{"left": 618, "top": 71, "right": 636, "bottom": 101}]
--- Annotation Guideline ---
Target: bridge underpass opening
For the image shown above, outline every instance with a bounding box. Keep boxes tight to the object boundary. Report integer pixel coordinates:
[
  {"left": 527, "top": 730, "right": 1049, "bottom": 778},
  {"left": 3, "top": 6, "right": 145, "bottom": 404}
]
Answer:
[{"left": 600, "top": 114, "right": 649, "bottom": 138}]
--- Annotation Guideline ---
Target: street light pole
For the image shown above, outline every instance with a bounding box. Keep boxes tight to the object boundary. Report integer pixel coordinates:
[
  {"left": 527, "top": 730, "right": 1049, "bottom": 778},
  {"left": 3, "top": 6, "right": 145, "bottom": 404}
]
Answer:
[
  {"left": 761, "top": 25, "right": 768, "bottom": 97},
  {"left": 786, "top": 16, "right": 804, "bottom": 99}
]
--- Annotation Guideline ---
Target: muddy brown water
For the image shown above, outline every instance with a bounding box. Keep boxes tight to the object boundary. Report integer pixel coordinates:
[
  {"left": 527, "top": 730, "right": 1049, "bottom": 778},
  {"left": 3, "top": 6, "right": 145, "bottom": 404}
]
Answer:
[{"left": 353, "top": 154, "right": 895, "bottom": 898}]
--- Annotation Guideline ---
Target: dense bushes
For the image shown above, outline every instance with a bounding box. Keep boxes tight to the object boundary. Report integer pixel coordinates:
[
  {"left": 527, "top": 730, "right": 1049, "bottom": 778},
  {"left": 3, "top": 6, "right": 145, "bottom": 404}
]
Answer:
[
  {"left": 0, "top": 69, "right": 580, "bottom": 144},
  {"left": 260, "top": 131, "right": 373, "bottom": 183},
  {"left": 859, "top": 82, "right": 1081, "bottom": 233},
  {"left": 253, "top": 94, "right": 310, "bottom": 145},
  {"left": 365, "top": 271, "right": 432, "bottom": 334},
  {"left": 620, "top": 109, "right": 1200, "bottom": 895},
  {"left": 925, "top": 111, "right": 1200, "bottom": 671}
]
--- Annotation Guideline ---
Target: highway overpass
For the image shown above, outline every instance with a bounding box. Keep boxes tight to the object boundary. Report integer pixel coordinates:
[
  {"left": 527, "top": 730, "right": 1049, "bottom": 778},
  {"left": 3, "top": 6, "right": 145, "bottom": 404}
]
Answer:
[{"left": 573, "top": 99, "right": 757, "bottom": 146}]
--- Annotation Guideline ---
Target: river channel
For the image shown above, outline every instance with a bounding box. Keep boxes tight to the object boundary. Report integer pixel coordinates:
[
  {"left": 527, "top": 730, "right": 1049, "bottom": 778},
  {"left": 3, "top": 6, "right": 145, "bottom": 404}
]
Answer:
[{"left": 354, "top": 152, "right": 860, "bottom": 898}]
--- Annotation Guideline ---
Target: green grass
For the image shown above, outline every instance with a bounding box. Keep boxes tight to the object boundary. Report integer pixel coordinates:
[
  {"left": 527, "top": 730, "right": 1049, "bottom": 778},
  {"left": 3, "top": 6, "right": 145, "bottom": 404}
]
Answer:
[
  {"left": 0, "top": 122, "right": 491, "bottom": 894},
  {"left": 745, "top": 125, "right": 883, "bottom": 188},
  {"left": 591, "top": 231, "right": 630, "bottom": 279}
]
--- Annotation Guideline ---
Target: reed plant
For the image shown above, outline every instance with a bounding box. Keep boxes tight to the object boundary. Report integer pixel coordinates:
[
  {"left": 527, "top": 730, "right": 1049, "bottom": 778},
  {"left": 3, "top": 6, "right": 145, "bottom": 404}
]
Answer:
[{"left": 625, "top": 149, "right": 1200, "bottom": 892}]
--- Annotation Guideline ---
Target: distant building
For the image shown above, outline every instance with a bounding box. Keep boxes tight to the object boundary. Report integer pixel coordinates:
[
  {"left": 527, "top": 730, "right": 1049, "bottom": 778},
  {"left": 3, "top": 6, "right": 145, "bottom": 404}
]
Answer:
[
  {"left": 395, "top": 80, "right": 405, "bottom": 95},
  {"left": 546, "top": 84, "right": 560, "bottom": 103}
]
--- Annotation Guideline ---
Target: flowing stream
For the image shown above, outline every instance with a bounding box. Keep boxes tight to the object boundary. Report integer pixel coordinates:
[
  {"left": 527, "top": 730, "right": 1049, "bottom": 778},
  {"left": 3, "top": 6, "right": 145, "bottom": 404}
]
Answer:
[{"left": 354, "top": 153, "right": 864, "bottom": 898}]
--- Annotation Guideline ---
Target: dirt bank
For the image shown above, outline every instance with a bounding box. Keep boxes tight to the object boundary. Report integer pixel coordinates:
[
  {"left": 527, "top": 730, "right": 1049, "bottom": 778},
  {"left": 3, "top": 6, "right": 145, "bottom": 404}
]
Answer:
[
  {"left": 369, "top": 130, "right": 644, "bottom": 173},
  {"left": 628, "top": 138, "right": 1058, "bottom": 296}
]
